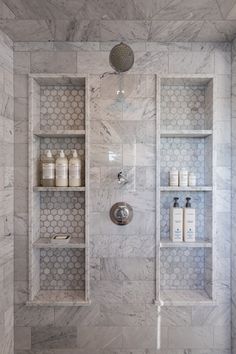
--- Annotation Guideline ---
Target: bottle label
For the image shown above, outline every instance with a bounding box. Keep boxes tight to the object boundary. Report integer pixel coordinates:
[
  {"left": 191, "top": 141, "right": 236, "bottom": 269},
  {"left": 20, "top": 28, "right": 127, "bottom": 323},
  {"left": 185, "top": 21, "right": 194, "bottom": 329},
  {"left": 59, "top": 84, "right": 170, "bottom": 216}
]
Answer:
[
  {"left": 69, "top": 165, "right": 80, "bottom": 179},
  {"left": 56, "top": 164, "right": 67, "bottom": 179},
  {"left": 179, "top": 173, "right": 188, "bottom": 186},
  {"left": 42, "top": 163, "right": 54, "bottom": 179}
]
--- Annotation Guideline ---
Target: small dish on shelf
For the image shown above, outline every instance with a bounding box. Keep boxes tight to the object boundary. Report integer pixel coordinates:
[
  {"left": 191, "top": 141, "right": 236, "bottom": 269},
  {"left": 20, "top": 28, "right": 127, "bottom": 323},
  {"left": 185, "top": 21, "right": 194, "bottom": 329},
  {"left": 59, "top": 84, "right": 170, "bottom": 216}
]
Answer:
[{"left": 51, "top": 234, "right": 71, "bottom": 244}]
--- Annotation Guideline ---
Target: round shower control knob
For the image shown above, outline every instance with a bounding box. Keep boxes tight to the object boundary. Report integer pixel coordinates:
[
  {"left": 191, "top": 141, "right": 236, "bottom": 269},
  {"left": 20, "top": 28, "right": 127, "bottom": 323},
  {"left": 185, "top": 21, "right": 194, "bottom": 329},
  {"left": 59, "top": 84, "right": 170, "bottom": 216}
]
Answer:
[{"left": 110, "top": 202, "right": 133, "bottom": 225}]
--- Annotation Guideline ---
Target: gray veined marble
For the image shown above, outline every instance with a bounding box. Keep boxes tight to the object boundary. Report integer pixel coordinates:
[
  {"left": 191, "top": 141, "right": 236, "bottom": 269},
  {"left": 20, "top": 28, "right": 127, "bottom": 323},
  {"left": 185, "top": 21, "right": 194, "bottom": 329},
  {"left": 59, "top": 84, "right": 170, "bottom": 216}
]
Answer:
[
  {"left": 11, "top": 25, "right": 233, "bottom": 354},
  {"left": 0, "top": 28, "right": 13, "bottom": 354},
  {"left": 1, "top": 0, "right": 236, "bottom": 41}
]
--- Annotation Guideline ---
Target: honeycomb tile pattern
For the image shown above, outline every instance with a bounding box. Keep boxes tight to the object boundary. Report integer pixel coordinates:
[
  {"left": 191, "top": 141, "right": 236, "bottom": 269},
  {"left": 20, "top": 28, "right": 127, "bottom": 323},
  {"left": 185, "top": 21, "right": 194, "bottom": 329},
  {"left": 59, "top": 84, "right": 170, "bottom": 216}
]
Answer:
[
  {"left": 40, "top": 85, "right": 85, "bottom": 130},
  {"left": 160, "top": 247, "right": 205, "bottom": 290},
  {"left": 161, "top": 138, "right": 205, "bottom": 186},
  {"left": 40, "top": 248, "right": 85, "bottom": 290},
  {"left": 40, "top": 137, "right": 85, "bottom": 185},
  {"left": 160, "top": 192, "right": 205, "bottom": 240},
  {"left": 161, "top": 85, "right": 206, "bottom": 130},
  {"left": 40, "top": 191, "right": 85, "bottom": 241}
]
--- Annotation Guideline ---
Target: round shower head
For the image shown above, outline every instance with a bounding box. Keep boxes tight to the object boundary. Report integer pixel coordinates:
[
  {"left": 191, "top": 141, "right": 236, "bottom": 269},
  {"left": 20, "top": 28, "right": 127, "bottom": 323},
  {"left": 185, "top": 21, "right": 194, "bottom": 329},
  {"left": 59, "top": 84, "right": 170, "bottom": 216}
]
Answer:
[{"left": 109, "top": 42, "right": 134, "bottom": 73}]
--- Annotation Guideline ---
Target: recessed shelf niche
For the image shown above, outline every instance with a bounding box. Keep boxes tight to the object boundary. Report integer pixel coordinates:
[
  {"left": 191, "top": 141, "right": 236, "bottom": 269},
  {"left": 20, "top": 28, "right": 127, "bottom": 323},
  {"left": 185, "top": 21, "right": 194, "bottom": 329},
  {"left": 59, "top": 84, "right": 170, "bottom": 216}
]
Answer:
[
  {"left": 28, "top": 75, "right": 89, "bottom": 306},
  {"left": 157, "top": 76, "right": 214, "bottom": 306}
]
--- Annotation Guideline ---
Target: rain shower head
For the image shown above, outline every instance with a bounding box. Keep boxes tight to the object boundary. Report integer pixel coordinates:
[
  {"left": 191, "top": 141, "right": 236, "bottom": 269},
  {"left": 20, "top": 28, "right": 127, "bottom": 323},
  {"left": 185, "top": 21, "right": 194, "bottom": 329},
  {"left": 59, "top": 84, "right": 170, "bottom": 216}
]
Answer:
[{"left": 109, "top": 42, "right": 134, "bottom": 73}]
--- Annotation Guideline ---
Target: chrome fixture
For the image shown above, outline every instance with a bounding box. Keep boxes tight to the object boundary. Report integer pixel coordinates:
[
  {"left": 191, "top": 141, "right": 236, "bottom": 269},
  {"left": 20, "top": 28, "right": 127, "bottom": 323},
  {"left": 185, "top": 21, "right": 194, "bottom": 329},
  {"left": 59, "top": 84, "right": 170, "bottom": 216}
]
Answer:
[
  {"left": 117, "top": 170, "right": 128, "bottom": 185},
  {"left": 110, "top": 202, "right": 133, "bottom": 225}
]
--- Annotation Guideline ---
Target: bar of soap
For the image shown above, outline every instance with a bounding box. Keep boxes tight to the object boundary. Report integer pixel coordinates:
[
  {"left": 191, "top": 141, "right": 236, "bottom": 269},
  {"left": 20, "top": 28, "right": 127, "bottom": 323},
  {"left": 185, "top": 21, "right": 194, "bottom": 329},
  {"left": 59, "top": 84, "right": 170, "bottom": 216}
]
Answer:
[{"left": 51, "top": 234, "right": 71, "bottom": 243}]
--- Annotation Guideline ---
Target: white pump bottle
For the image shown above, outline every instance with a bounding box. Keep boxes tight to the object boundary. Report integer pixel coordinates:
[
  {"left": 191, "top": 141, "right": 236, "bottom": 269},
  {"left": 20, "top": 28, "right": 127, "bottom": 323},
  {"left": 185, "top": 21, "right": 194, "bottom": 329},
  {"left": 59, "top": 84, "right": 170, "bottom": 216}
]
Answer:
[
  {"left": 56, "top": 150, "right": 68, "bottom": 187},
  {"left": 69, "top": 149, "right": 82, "bottom": 187}
]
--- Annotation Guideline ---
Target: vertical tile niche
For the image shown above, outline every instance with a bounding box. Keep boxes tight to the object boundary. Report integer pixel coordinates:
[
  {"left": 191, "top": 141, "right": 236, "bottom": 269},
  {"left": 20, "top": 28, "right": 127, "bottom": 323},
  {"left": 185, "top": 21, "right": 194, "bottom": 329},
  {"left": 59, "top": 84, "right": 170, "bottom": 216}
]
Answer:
[
  {"left": 157, "top": 77, "right": 214, "bottom": 306},
  {"left": 28, "top": 75, "right": 89, "bottom": 306}
]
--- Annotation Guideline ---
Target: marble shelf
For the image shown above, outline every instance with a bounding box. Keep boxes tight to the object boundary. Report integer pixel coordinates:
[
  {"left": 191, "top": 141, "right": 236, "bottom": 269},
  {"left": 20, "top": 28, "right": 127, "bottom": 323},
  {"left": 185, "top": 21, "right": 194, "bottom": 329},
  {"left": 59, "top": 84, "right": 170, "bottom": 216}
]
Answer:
[
  {"left": 160, "top": 130, "right": 213, "bottom": 138},
  {"left": 160, "top": 186, "right": 212, "bottom": 192},
  {"left": 33, "top": 130, "right": 86, "bottom": 138},
  {"left": 159, "top": 289, "right": 212, "bottom": 306},
  {"left": 27, "top": 290, "right": 90, "bottom": 307},
  {"left": 160, "top": 240, "right": 212, "bottom": 248},
  {"left": 33, "top": 186, "right": 86, "bottom": 192},
  {"left": 33, "top": 237, "right": 86, "bottom": 249}
]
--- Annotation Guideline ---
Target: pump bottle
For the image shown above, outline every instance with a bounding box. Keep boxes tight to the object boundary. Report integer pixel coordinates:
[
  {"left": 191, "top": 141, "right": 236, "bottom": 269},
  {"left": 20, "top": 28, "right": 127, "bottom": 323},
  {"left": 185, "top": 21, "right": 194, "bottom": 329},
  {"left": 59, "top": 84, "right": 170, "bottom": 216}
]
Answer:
[
  {"left": 184, "top": 197, "right": 196, "bottom": 242},
  {"left": 56, "top": 150, "right": 68, "bottom": 187},
  {"left": 41, "top": 150, "right": 55, "bottom": 187},
  {"left": 170, "top": 197, "right": 183, "bottom": 242},
  {"left": 69, "top": 149, "right": 82, "bottom": 187}
]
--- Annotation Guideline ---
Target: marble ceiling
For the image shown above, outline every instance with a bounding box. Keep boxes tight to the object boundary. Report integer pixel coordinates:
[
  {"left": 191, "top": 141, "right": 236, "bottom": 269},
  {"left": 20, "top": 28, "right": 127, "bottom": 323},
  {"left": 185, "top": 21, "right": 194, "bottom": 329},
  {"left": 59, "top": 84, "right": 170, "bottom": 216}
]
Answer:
[{"left": 1, "top": 0, "right": 236, "bottom": 42}]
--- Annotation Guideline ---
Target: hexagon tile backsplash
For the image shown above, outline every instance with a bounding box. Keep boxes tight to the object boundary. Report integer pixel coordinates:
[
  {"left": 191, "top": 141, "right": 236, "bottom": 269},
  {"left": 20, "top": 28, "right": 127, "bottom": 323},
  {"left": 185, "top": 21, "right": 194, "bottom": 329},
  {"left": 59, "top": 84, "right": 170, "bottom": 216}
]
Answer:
[
  {"left": 161, "top": 85, "right": 206, "bottom": 130},
  {"left": 40, "top": 191, "right": 85, "bottom": 240},
  {"left": 40, "top": 248, "right": 85, "bottom": 290},
  {"left": 40, "top": 86, "right": 85, "bottom": 130},
  {"left": 160, "top": 247, "right": 205, "bottom": 290}
]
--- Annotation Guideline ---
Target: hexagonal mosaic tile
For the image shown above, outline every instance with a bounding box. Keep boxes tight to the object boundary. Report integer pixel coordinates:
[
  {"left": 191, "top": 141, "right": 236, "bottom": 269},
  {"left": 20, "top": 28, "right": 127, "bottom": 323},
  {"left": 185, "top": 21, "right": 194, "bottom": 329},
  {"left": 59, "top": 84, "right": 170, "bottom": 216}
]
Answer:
[
  {"left": 40, "top": 191, "right": 85, "bottom": 241},
  {"left": 40, "top": 248, "right": 85, "bottom": 290},
  {"left": 40, "top": 136, "right": 85, "bottom": 158},
  {"left": 161, "top": 85, "right": 206, "bottom": 130},
  {"left": 160, "top": 192, "right": 205, "bottom": 241},
  {"left": 40, "top": 85, "right": 85, "bottom": 130},
  {"left": 161, "top": 138, "right": 205, "bottom": 186},
  {"left": 160, "top": 247, "right": 205, "bottom": 290}
]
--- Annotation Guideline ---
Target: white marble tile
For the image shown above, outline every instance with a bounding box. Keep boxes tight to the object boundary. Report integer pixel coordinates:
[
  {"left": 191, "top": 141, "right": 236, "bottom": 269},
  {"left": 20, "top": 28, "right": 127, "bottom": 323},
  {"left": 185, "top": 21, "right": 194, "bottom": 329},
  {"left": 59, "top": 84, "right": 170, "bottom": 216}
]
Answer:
[
  {"left": 213, "top": 326, "right": 231, "bottom": 349},
  {"left": 31, "top": 51, "right": 77, "bottom": 73},
  {"left": 152, "top": 0, "right": 222, "bottom": 20},
  {"left": 77, "top": 326, "right": 122, "bottom": 349},
  {"left": 100, "top": 21, "right": 148, "bottom": 41},
  {"left": 149, "top": 21, "right": 203, "bottom": 42},
  {"left": 122, "top": 326, "right": 157, "bottom": 349},
  {"left": 168, "top": 326, "right": 214, "bottom": 349},
  {"left": 77, "top": 51, "right": 111, "bottom": 74},
  {"left": 31, "top": 326, "right": 77, "bottom": 349},
  {"left": 14, "top": 52, "right": 30, "bottom": 75},
  {"left": 91, "top": 281, "right": 123, "bottom": 304},
  {"left": 100, "top": 258, "right": 155, "bottom": 281},
  {"left": 215, "top": 50, "right": 231, "bottom": 75},
  {"left": 169, "top": 51, "right": 215, "bottom": 74},
  {"left": 14, "top": 326, "right": 31, "bottom": 350},
  {"left": 0, "top": 19, "right": 52, "bottom": 41}
]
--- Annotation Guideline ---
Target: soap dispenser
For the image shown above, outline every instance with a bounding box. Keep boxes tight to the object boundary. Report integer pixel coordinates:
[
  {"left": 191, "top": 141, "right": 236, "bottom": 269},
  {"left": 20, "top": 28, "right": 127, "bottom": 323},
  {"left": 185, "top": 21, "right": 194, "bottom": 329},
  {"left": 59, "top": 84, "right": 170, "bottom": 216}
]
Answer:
[
  {"left": 41, "top": 149, "right": 55, "bottom": 187},
  {"left": 184, "top": 197, "right": 196, "bottom": 242},
  {"left": 69, "top": 149, "right": 82, "bottom": 187},
  {"left": 170, "top": 197, "right": 183, "bottom": 242},
  {"left": 55, "top": 150, "right": 68, "bottom": 187}
]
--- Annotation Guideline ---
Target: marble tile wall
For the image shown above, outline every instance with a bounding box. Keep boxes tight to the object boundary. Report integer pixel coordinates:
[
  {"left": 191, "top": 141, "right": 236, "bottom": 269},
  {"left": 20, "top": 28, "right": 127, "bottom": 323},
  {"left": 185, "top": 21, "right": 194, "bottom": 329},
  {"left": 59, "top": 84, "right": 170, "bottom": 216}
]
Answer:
[
  {"left": 14, "top": 41, "right": 231, "bottom": 353},
  {"left": 0, "top": 29, "right": 14, "bottom": 354},
  {"left": 232, "top": 38, "right": 236, "bottom": 354}
]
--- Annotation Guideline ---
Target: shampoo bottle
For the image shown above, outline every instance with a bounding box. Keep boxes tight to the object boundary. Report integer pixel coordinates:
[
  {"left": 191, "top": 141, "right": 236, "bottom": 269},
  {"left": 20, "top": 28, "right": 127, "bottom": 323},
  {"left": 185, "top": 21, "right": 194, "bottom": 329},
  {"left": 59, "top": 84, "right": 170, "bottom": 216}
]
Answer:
[
  {"left": 41, "top": 150, "right": 55, "bottom": 187},
  {"left": 56, "top": 150, "right": 68, "bottom": 187},
  {"left": 69, "top": 149, "right": 82, "bottom": 187},
  {"left": 184, "top": 197, "right": 196, "bottom": 242},
  {"left": 170, "top": 197, "right": 183, "bottom": 242}
]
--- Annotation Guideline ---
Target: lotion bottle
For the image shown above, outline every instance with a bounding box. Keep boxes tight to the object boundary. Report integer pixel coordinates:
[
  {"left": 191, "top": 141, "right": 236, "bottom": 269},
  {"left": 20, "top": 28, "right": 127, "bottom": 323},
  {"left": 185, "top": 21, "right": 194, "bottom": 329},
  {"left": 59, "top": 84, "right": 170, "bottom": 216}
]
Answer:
[
  {"left": 179, "top": 168, "right": 188, "bottom": 187},
  {"left": 184, "top": 197, "right": 196, "bottom": 242},
  {"left": 56, "top": 150, "right": 68, "bottom": 187},
  {"left": 169, "top": 168, "right": 179, "bottom": 187},
  {"left": 69, "top": 149, "right": 82, "bottom": 187},
  {"left": 170, "top": 197, "right": 183, "bottom": 242},
  {"left": 41, "top": 150, "right": 55, "bottom": 187}
]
